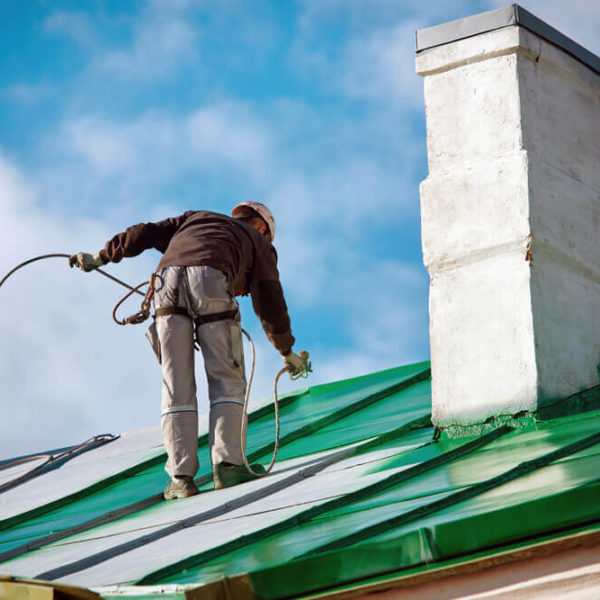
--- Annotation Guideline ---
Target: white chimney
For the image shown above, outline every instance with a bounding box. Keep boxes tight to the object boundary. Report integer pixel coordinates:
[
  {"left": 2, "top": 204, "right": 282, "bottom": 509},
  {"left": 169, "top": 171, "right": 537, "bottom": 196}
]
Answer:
[{"left": 416, "top": 6, "right": 600, "bottom": 427}]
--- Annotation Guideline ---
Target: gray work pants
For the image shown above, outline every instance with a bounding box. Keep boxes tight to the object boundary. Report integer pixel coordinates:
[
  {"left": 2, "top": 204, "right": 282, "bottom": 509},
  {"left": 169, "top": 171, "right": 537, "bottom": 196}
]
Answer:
[{"left": 151, "top": 266, "right": 247, "bottom": 478}]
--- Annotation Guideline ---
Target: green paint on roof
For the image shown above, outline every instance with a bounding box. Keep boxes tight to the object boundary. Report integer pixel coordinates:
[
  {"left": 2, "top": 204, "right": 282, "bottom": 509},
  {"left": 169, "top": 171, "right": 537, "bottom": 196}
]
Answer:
[{"left": 0, "top": 359, "right": 598, "bottom": 599}]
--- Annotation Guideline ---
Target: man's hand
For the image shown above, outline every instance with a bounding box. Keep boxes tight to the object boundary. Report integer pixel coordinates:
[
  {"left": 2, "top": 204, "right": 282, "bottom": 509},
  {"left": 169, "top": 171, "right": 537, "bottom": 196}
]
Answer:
[
  {"left": 69, "top": 252, "right": 103, "bottom": 272},
  {"left": 282, "top": 350, "right": 311, "bottom": 379}
]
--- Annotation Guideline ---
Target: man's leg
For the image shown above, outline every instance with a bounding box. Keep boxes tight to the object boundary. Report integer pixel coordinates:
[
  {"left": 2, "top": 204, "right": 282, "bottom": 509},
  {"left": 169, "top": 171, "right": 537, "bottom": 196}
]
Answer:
[
  {"left": 157, "top": 313, "right": 199, "bottom": 478},
  {"left": 197, "top": 315, "right": 266, "bottom": 489},
  {"left": 151, "top": 267, "right": 200, "bottom": 499},
  {"left": 186, "top": 266, "right": 264, "bottom": 488},
  {"left": 196, "top": 314, "right": 247, "bottom": 466},
  {"left": 184, "top": 266, "right": 246, "bottom": 466}
]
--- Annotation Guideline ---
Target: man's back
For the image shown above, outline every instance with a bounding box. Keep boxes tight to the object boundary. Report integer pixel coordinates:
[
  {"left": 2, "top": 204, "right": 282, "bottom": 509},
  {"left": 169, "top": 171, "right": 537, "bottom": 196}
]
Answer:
[{"left": 100, "top": 210, "right": 276, "bottom": 297}]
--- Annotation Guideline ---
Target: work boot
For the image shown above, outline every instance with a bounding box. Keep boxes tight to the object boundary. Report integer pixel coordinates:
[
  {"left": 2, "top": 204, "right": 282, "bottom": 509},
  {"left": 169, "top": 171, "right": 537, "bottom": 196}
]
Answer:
[
  {"left": 164, "top": 476, "right": 199, "bottom": 500},
  {"left": 213, "top": 462, "right": 266, "bottom": 490}
]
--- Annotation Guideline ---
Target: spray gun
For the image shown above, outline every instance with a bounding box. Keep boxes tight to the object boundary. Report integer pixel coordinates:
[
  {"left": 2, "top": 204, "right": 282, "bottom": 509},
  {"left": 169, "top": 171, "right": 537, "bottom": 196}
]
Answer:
[{"left": 286, "top": 350, "right": 312, "bottom": 380}]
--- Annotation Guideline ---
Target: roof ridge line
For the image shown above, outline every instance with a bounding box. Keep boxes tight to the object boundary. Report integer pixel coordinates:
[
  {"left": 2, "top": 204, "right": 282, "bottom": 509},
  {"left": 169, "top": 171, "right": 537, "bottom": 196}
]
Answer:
[
  {"left": 236, "top": 485, "right": 600, "bottom": 600},
  {"left": 246, "top": 367, "right": 432, "bottom": 464},
  {"left": 34, "top": 444, "right": 360, "bottom": 582},
  {"left": 306, "top": 430, "right": 600, "bottom": 555},
  {"left": 0, "top": 369, "right": 430, "bottom": 566},
  {"left": 135, "top": 424, "right": 508, "bottom": 585},
  {"left": 190, "top": 367, "right": 431, "bottom": 489},
  {"left": 31, "top": 388, "right": 432, "bottom": 581},
  {"left": 0, "top": 435, "right": 119, "bottom": 496},
  {"left": 0, "top": 390, "right": 309, "bottom": 535}
]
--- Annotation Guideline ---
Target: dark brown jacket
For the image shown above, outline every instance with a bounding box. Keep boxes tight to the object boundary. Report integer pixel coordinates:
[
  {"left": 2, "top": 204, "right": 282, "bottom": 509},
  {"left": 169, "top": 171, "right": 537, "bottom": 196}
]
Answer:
[{"left": 98, "top": 210, "right": 294, "bottom": 354}]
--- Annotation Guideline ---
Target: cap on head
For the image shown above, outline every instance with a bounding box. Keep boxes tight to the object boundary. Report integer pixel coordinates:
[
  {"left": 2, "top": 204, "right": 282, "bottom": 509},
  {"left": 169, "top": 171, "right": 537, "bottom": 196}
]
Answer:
[{"left": 231, "top": 201, "right": 276, "bottom": 242}]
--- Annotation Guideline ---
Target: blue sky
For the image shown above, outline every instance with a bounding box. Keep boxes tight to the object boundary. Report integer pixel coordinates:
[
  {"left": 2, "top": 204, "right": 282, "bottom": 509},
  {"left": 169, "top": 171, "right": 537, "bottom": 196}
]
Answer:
[{"left": 1, "top": 0, "right": 598, "bottom": 458}]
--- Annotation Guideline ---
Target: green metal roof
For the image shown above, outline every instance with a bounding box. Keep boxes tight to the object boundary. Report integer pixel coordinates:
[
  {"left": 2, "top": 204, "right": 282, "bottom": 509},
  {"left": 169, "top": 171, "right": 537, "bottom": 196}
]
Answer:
[{"left": 0, "top": 359, "right": 598, "bottom": 599}]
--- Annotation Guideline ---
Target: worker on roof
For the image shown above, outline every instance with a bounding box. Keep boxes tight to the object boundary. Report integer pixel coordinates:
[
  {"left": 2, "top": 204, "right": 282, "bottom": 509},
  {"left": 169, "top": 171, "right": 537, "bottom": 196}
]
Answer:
[{"left": 69, "top": 202, "right": 305, "bottom": 499}]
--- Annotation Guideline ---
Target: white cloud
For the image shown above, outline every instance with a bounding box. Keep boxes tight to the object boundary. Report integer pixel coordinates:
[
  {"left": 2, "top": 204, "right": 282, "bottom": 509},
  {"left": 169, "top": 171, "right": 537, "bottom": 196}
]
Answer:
[
  {"left": 344, "top": 260, "right": 428, "bottom": 356},
  {"left": 43, "top": 3, "right": 200, "bottom": 84},
  {"left": 0, "top": 151, "right": 163, "bottom": 459},
  {"left": 97, "top": 3, "right": 199, "bottom": 81},
  {"left": 43, "top": 11, "right": 97, "bottom": 50},
  {"left": 340, "top": 21, "right": 423, "bottom": 106},
  {"left": 48, "top": 102, "right": 273, "bottom": 190},
  {"left": 294, "top": 0, "right": 485, "bottom": 108},
  {"left": 264, "top": 140, "right": 422, "bottom": 308},
  {"left": 0, "top": 1, "right": 436, "bottom": 460},
  {"left": 298, "top": 0, "right": 489, "bottom": 30},
  {"left": 186, "top": 104, "right": 274, "bottom": 185},
  {"left": 61, "top": 117, "right": 140, "bottom": 174},
  {"left": 0, "top": 152, "right": 35, "bottom": 220},
  {"left": 2, "top": 83, "right": 53, "bottom": 106}
]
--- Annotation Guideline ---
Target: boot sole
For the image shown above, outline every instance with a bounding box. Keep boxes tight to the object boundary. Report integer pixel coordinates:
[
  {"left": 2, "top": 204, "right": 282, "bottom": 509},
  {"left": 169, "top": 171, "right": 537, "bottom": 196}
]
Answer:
[
  {"left": 163, "top": 487, "right": 199, "bottom": 500},
  {"left": 213, "top": 472, "right": 265, "bottom": 490}
]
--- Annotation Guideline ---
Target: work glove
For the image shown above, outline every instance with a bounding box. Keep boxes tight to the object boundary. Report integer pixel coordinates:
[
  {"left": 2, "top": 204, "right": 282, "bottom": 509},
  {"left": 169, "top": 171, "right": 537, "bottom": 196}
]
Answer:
[
  {"left": 282, "top": 350, "right": 310, "bottom": 379},
  {"left": 69, "top": 252, "right": 103, "bottom": 272}
]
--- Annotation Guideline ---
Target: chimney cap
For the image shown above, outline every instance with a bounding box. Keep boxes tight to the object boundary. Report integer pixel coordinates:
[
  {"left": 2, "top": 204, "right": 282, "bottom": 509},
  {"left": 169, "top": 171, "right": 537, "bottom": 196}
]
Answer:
[{"left": 415, "top": 4, "right": 600, "bottom": 75}]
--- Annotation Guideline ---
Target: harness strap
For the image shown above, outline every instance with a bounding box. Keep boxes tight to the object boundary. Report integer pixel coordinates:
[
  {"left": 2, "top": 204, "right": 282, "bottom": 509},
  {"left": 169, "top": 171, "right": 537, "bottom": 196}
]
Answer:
[
  {"left": 195, "top": 308, "right": 239, "bottom": 325},
  {"left": 155, "top": 306, "right": 239, "bottom": 325},
  {"left": 155, "top": 306, "right": 189, "bottom": 318}
]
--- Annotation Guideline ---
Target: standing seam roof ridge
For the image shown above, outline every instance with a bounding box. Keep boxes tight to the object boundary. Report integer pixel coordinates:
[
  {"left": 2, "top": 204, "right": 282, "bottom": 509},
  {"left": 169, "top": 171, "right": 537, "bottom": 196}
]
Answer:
[
  {"left": 307, "top": 431, "right": 600, "bottom": 555},
  {"left": 246, "top": 368, "right": 431, "bottom": 460},
  {"left": 536, "top": 384, "right": 600, "bottom": 420},
  {"left": 189, "top": 367, "right": 430, "bottom": 491},
  {"left": 32, "top": 409, "right": 433, "bottom": 581},
  {"left": 0, "top": 495, "right": 163, "bottom": 565},
  {"left": 0, "top": 436, "right": 119, "bottom": 496},
  {"left": 0, "top": 390, "right": 310, "bottom": 535},
  {"left": 237, "top": 486, "right": 600, "bottom": 600},
  {"left": 134, "top": 424, "right": 509, "bottom": 585},
  {"left": 33, "top": 445, "right": 359, "bottom": 582},
  {"left": 0, "top": 366, "right": 431, "bottom": 562},
  {"left": 0, "top": 455, "right": 165, "bottom": 535},
  {"left": 0, "top": 413, "right": 431, "bottom": 566}
]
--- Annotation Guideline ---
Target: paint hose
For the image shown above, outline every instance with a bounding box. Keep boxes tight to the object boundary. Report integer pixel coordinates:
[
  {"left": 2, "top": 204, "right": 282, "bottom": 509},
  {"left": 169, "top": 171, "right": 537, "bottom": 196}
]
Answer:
[{"left": 0, "top": 253, "right": 145, "bottom": 295}]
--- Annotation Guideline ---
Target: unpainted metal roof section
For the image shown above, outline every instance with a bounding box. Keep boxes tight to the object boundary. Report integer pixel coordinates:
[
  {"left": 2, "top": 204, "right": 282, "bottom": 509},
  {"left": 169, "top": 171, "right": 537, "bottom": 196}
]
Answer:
[{"left": 415, "top": 3, "right": 600, "bottom": 75}]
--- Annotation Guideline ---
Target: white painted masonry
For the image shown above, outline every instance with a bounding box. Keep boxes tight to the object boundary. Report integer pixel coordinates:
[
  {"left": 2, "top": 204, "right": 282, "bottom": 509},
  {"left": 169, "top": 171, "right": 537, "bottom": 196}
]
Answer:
[{"left": 416, "top": 22, "right": 600, "bottom": 426}]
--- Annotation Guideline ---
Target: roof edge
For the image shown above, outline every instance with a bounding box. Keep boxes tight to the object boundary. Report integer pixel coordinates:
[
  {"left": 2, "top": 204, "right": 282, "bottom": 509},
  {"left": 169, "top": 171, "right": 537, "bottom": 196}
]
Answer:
[{"left": 291, "top": 524, "right": 600, "bottom": 600}]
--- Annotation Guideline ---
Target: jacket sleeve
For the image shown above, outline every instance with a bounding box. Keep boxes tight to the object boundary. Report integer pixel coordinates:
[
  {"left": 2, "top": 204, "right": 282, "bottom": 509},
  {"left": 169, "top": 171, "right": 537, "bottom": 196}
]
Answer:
[
  {"left": 97, "top": 212, "right": 190, "bottom": 264},
  {"left": 250, "top": 245, "right": 295, "bottom": 355}
]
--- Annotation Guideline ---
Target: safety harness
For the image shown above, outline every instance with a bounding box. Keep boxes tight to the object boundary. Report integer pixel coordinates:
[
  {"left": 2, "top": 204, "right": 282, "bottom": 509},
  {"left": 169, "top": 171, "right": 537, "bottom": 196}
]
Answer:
[
  {"left": 111, "top": 267, "right": 308, "bottom": 479},
  {"left": 113, "top": 268, "right": 240, "bottom": 332},
  {"left": 155, "top": 305, "right": 239, "bottom": 325}
]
